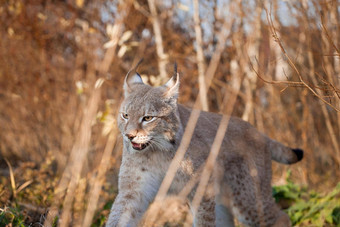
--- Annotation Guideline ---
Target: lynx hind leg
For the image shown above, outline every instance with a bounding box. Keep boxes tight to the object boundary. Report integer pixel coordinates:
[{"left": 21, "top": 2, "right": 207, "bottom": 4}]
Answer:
[
  {"left": 273, "top": 211, "right": 291, "bottom": 227},
  {"left": 193, "top": 197, "right": 234, "bottom": 227},
  {"left": 193, "top": 197, "right": 216, "bottom": 227},
  {"left": 215, "top": 203, "right": 234, "bottom": 227},
  {"left": 223, "top": 156, "right": 291, "bottom": 227}
]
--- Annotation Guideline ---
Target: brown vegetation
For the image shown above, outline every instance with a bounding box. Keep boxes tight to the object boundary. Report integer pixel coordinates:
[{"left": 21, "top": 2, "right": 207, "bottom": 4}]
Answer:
[{"left": 0, "top": 0, "right": 339, "bottom": 226}]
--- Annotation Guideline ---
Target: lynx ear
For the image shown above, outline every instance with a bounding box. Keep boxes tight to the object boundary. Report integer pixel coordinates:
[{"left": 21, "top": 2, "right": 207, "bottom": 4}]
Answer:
[
  {"left": 123, "top": 59, "right": 144, "bottom": 96},
  {"left": 163, "top": 63, "right": 180, "bottom": 100}
]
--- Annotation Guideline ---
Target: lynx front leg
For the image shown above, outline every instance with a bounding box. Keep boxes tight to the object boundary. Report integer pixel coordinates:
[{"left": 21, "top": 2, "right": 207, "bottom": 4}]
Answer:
[
  {"left": 106, "top": 164, "right": 161, "bottom": 227},
  {"left": 107, "top": 191, "right": 147, "bottom": 227}
]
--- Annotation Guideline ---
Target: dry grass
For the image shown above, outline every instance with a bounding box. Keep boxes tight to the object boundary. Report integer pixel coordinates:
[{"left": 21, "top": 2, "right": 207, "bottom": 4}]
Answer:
[{"left": 0, "top": 0, "right": 339, "bottom": 226}]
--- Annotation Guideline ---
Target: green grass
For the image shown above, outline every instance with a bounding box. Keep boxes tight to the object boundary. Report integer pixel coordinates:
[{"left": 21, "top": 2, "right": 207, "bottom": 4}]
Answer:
[
  {"left": 91, "top": 200, "right": 113, "bottom": 227},
  {"left": 273, "top": 172, "right": 340, "bottom": 226},
  {"left": 0, "top": 206, "right": 26, "bottom": 227}
]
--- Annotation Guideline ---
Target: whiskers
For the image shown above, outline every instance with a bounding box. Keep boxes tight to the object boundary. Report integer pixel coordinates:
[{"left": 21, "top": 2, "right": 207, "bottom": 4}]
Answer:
[{"left": 148, "top": 135, "right": 174, "bottom": 152}]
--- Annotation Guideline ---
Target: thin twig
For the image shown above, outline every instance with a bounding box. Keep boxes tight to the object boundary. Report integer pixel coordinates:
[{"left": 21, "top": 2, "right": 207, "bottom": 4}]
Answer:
[
  {"left": 147, "top": 0, "right": 168, "bottom": 81},
  {"left": 264, "top": 8, "right": 340, "bottom": 112},
  {"left": 193, "top": 0, "right": 209, "bottom": 111},
  {"left": 320, "top": 14, "right": 340, "bottom": 56},
  {"left": 250, "top": 61, "right": 305, "bottom": 87},
  {"left": 4, "top": 158, "right": 16, "bottom": 199},
  {"left": 16, "top": 180, "right": 33, "bottom": 194}
]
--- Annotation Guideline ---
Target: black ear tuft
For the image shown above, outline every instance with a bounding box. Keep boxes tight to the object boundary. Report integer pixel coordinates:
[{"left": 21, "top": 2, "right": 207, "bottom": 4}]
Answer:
[
  {"left": 173, "top": 62, "right": 177, "bottom": 77},
  {"left": 292, "top": 148, "right": 304, "bottom": 161},
  {"left": 163, "top": 62, "right": 180, "bottom": 99},
  {"left": 123, "top": 59, "right": 145, "bottom": 96}
]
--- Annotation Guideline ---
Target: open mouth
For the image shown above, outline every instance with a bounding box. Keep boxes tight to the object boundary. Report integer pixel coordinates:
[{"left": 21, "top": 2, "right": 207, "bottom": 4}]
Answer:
[{"left": 131, "top": 142, "right": 149, "bottom": 151}]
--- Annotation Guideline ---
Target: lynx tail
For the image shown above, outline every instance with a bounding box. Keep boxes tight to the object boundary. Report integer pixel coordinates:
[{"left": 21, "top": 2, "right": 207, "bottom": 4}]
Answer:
[{"left": 268, "top": 139, "right": 304, "bottom": 164}]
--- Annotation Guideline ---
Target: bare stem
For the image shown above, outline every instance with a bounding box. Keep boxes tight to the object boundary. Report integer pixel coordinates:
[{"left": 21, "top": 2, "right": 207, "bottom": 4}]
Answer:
[
  {"left": 147, "top": 0, "right": 168, "bottom": 81},
  {"left": 193, "top": 0, "right": 209, "bottom": 111}
]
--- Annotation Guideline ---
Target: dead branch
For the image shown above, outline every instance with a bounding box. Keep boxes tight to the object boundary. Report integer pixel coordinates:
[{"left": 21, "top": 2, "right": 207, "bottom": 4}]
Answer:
[
  {"left": 147, "top": 0, "right": 168, "bottom": 81},
  {"left": 264, "top": 7, "right": 340, "bottom": 112},
  {"left": 193, "top": 0, "right": 209, "bottom": 111}
]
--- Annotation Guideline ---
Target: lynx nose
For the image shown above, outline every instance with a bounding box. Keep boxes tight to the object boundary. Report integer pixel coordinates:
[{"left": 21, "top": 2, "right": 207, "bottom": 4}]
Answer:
[{"left": 126, "top": 134, "right": 135, "bottom": 141}]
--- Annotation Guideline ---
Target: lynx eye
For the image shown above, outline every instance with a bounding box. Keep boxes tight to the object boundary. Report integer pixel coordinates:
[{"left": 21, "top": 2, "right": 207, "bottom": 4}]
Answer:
[
  {"left": 121, "top": 113, "right": 129, "bottom": 120},
  {"left": 142, "top": 116, "right": 154, "bottom": 122}
]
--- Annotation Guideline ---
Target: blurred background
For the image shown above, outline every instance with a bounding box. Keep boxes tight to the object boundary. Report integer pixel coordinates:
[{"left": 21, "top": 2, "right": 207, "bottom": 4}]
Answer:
[{"left": 0, "top": 0, "right": 339, "bottom": 226}]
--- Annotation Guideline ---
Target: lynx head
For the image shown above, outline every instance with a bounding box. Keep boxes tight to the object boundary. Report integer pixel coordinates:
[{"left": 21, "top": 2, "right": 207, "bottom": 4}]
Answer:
[{"left": 118, "top": 62, "right": 180, "bottom": 152}]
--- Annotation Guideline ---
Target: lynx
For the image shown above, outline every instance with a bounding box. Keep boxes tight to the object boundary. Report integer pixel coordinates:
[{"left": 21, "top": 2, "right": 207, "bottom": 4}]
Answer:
[{"left": 106, "top": 63, "right": 303, "bottom": 227}]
